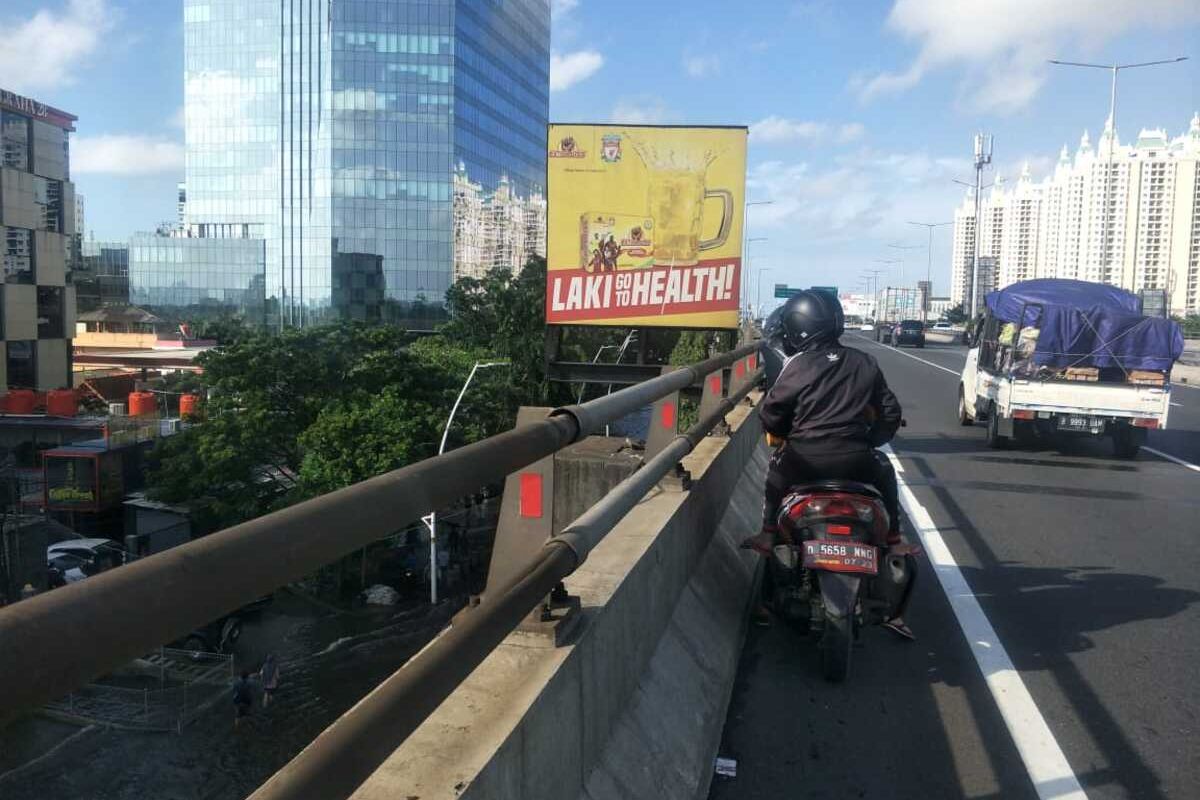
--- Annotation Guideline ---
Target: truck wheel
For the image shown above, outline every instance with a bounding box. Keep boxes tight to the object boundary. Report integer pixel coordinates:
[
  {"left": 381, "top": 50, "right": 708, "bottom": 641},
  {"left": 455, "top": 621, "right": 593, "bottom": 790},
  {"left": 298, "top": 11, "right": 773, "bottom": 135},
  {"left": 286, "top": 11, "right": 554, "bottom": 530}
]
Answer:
[
  {"left": 1112, "top": 426, "right": 1142, "bottom": 459},
  {"left": 985, "top": 403, "right": 1008, "bottom": 449},
  {"left": 957, "top": 388, "right": 975, "bottom": 426}
]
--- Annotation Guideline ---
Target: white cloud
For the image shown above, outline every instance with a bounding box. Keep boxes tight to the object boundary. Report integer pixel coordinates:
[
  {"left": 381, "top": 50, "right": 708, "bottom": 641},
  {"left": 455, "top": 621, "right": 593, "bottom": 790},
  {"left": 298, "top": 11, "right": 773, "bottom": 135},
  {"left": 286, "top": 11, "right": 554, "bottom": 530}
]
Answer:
[
  {"left": 550, "top": 50, "right": 604, "bottom": 92},
  {"left": 0, "top": 0, "right": 115, "bottom": 93},
  {"left": 859, "top": 0, "right": 1200, "bottom": 113},
  {"left": 72, "top": 135, "right": 185, "bottom": 175},
  {"left": 751, "top": 117, "right": 867, "bottom": 144},
  {"left": 610, "top": 96, "right": 674, "bottom": 126},
  {"left": 747, "top": 148, "right": 969, "bottom": 245},
  {"left": 683, "top": 55, "right": 720, "bottom": 78},
  {"left": 838, "top": 123, "right": 867, "bottom": 142}
]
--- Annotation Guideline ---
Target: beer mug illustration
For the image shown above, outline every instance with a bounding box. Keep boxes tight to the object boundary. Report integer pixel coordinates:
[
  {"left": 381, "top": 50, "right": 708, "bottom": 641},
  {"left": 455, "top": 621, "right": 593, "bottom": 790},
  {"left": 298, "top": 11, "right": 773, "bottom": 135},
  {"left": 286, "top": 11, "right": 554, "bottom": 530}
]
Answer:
[{"left": 632, "top": 136, "right": 733, "bottom": 266}]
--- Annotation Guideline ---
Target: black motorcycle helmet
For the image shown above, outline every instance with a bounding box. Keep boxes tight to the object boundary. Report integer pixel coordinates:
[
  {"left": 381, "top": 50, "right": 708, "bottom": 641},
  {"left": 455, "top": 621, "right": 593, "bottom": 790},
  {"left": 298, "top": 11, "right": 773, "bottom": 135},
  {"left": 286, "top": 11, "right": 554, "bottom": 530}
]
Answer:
[{"left": 779, "top": 290, "right": 845, "bottom": 353}]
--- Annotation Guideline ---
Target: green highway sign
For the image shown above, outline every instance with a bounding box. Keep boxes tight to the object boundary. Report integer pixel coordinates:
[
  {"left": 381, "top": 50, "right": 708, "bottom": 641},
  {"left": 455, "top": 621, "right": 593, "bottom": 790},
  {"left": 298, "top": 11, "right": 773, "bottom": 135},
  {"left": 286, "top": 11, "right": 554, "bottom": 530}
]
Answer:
[
  {"left": 774, "top": 284, "right": 802, "bottom": 299},
  {"left": 810, "top": 286, "right": 838, "bottom": 297}
]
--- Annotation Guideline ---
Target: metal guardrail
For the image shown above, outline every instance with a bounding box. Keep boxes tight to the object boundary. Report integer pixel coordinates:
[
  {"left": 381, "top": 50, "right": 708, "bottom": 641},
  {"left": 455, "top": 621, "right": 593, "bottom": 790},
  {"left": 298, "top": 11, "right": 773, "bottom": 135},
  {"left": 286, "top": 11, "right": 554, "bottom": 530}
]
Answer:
[
  {"left": 0, "top": 342, "right": 760, "bottom": 728},
  {"left": 250, "top": 368, "right": 762, "bottom": 800}
]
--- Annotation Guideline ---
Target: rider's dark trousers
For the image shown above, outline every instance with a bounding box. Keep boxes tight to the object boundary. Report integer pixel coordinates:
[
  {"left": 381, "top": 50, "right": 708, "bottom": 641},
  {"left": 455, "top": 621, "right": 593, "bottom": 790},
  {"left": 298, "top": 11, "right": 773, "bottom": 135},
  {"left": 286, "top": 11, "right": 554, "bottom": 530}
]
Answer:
[{"left": 762, "top": 439, "right": 901, "bottom": 536}]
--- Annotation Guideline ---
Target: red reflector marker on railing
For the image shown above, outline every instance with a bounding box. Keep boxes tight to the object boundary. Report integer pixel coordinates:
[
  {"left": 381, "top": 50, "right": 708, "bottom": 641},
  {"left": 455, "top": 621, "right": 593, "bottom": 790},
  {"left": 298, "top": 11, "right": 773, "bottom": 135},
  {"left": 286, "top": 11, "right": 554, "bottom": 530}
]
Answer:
[
  {"left": 519, "top": 473, "right": 543, "bottom": 518},
  {"left": 709, "top": 374, "right": 721, "bottom": 395},
  {"left": 661, "top": 401, "right": 676, "bottom": 429}
]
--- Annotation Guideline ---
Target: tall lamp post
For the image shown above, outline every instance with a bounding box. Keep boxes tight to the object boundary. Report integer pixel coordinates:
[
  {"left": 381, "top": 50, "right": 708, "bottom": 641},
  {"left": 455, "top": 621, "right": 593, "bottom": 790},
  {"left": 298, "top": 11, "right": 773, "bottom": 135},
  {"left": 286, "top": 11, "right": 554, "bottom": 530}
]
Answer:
[
  {"left": 907, "top": 220, "right": 953, "bottom": 321},
  {"left": 861, "top": 269, "right": 884, "bottom": 320},
  {"left": 742, "top": 202, "right": 774, "bottom": 319},
  {"left": 424, "top": 360, "right": 509, "bottom": 604},
  {"left": 1048, "top": 57, "right": 1188, "bottom": 291},
  {"left": 745, "top": 237, "right": 768, "bottom": 320},
  {"left": 755, "top": 267, "right": 773, "bottom": 318}
]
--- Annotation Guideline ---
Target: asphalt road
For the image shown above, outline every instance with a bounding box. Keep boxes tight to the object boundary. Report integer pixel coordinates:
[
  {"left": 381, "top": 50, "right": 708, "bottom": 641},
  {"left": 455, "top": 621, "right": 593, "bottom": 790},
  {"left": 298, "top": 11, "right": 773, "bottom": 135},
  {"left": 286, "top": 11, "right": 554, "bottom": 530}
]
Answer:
[{"left": 710, "top": 337, "right": 1200, "bottom": 800}]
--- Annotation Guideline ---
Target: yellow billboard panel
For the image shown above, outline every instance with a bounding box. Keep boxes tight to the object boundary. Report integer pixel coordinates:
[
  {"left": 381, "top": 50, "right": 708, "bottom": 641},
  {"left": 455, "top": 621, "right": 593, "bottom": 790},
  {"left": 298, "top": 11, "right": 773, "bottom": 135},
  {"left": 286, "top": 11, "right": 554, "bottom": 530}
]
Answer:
[{"left": 546, "top": 124, "right": 747, "bottom": 329}]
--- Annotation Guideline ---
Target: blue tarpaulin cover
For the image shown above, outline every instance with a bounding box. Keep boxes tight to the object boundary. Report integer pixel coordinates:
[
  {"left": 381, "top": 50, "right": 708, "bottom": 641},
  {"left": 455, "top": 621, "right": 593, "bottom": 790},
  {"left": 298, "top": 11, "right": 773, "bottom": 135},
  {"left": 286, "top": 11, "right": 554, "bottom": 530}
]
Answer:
[{"left": 985, "top": 279, "right": 1184, "bottom": 372}]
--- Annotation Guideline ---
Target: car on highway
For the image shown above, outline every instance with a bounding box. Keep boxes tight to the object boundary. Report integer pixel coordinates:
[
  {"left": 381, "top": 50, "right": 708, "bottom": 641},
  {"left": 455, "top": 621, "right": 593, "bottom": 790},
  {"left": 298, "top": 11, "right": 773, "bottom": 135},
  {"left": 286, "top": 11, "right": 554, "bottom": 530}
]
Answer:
[
  {"left": 874, "top": 322, "right": 894, "bottom": 344},
  {"left": 46, "top": 538, "right": 125, "bottom": 587},
  {"left": 859, "top": 321, "right": 875, "bottom": 332},
  {"left": 930, "top": 321, "right": 954, "bottom": 332},
  {"left": 891, "top": 320, "right": 925, "bottom": 348}
]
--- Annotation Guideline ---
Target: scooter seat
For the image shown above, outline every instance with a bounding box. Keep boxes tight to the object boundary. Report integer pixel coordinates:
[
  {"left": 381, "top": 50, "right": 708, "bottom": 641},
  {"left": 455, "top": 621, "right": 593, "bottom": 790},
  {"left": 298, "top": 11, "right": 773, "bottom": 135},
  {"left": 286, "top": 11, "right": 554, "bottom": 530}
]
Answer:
[{"left": 791, "top": 480, "right": 882, "bottom": 499}]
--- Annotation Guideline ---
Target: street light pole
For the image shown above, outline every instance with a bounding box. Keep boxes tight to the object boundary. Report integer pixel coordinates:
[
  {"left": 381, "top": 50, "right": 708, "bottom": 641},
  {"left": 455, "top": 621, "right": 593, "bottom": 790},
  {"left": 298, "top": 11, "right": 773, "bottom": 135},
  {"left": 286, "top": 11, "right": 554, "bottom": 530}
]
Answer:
[
  {"left": 1049, "top": 57, "right": 1187, "bottom": 290},
  {"left": 745, "top": 237, "right": 768, "bottom": 321},
  {"left": 907, "top": 221, "right": 953, "bottom": 321},
  {"left": 861, "top": 269, "right": 884, "bottom": 320},
  {"left": 742, "top": 202, "right": 773, "bottom": 320},
  {"left": 756, "top": 267, "right": 773, "bottom": 318},
  {"left": 424, "top": 360, "right": 509, "bottom": 605}
]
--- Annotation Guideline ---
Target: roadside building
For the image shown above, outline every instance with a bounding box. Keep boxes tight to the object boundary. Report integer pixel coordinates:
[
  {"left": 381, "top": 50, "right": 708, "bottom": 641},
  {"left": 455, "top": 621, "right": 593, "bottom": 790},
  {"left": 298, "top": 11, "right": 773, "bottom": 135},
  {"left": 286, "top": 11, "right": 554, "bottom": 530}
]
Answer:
[{"left": 1, "top": 88, "right": 78, "bottom": 390}]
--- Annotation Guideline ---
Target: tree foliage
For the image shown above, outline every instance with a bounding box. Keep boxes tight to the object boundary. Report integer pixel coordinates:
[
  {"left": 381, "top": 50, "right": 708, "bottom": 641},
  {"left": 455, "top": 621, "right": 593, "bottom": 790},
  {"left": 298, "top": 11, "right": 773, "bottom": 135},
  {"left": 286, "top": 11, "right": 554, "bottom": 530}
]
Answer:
[{"left": 944, "top": 303, "right": 969, "bottom": 324}]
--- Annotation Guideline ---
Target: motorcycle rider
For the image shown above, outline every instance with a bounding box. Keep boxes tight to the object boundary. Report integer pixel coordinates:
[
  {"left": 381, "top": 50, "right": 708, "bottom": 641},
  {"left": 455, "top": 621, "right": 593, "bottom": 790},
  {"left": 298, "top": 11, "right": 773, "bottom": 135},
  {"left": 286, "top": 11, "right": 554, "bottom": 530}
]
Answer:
[{"left": 752, "top": 290, "right": 913, "bottom": 639}]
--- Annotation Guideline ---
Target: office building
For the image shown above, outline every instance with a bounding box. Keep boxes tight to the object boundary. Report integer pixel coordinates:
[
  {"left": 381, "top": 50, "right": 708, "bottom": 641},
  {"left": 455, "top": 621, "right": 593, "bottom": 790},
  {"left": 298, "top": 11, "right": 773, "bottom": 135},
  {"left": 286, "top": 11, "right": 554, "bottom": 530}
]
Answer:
[
  {"left": 76, "top": 240, "right": 130, "bottom": 313},
  {"left": 128, "top": 234, "right": 266, "bottom": 322},
  {"left": 950, "top": 112, "right": 1200, "bottom": 315},
  {"left": 175, "top": 0, "right": 550, "bottom": 328},
  {"left": 1, "top": 88, "right": 77, "bottom": 390}
]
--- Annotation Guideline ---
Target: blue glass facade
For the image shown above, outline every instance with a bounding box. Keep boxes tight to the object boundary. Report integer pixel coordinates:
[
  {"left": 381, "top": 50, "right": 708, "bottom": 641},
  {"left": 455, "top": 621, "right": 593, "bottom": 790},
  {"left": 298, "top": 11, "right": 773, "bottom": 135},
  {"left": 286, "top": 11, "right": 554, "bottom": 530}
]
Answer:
[
  {"left": 128, "top": 234, "right": 267, "bottom": 322},
  {"left": 179, "top": 0, "right": 549, "bottom": 328}
]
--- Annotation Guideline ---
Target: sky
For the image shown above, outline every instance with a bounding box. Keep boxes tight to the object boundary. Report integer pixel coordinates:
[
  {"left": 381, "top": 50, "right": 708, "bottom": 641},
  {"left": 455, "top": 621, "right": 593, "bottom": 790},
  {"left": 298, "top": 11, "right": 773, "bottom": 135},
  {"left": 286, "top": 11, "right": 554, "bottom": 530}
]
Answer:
[{"left": 3, "top": 0, "right": 1199, "bottom": 306}]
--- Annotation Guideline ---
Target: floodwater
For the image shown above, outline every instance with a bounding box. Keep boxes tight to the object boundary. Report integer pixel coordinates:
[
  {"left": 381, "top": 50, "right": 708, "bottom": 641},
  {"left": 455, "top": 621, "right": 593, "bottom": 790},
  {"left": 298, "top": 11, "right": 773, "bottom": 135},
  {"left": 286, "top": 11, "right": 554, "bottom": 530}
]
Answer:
[{"left": 0, "top": 590, "right": 457, "bottom": 800}]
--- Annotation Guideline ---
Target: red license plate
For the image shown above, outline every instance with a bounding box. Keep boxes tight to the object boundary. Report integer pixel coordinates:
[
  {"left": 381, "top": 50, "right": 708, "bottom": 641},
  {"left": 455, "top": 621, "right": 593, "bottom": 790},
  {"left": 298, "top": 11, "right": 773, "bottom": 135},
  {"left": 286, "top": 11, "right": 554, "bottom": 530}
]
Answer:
[{"left": 802, "top": 540, "right": 878, "bottom": 575}]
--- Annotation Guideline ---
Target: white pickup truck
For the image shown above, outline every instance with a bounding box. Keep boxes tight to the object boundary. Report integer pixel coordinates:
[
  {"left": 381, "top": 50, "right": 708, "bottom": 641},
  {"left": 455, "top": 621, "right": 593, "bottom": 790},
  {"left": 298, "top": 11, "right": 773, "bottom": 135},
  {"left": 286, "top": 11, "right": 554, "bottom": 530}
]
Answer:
[
  {"left": 956, "top": 279, "right": 1182, "bottom": 459},
  {"left": 957, "top": 346, "right": 1170, "bottom": 458}
]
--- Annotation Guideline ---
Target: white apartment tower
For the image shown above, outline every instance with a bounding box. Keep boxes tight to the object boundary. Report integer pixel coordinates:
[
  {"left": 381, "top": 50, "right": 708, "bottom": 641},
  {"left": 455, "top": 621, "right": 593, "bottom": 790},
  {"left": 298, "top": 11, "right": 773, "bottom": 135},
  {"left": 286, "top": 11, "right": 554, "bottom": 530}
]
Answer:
[{"left": 950, "top": 112, "right": 1200, "bottom": 315}]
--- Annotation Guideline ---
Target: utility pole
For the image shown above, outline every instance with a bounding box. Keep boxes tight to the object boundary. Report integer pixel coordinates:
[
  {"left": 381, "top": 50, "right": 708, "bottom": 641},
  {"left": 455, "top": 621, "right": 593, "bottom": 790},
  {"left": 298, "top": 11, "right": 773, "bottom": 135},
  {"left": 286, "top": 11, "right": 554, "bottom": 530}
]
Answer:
[
  {"left": 1048, "top": 57, "right": 1187, "bottom": 290},
  {"left": 907, "top": 221, "right": 953, "bottom": 322},
  {"left": 968, "top": 132, "right": 993, "bottom": 319}
]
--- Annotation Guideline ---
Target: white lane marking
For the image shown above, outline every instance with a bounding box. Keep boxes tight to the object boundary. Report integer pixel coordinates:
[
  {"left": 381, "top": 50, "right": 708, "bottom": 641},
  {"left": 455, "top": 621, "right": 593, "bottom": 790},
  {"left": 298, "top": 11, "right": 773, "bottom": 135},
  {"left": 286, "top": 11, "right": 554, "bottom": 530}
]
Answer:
[
  {"left": 853, "top": 335, "right": 961, "bottom": 377},
  {"left": 1142, "top": 446, "right": 1200, "bottom": 473},
  {"left": 1169, "top": 401, "right": 1183, "bottom": 407},
  {"left": 882, "top": 445, "right": 1088, "bottom": 800}
]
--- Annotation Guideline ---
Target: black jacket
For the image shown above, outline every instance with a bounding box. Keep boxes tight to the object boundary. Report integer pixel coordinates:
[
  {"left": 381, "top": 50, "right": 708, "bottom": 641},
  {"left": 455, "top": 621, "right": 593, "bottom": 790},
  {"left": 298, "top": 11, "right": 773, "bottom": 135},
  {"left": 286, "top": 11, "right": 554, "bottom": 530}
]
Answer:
[{"left": 759, "top": 343, "right": 902, "bottom": 449}]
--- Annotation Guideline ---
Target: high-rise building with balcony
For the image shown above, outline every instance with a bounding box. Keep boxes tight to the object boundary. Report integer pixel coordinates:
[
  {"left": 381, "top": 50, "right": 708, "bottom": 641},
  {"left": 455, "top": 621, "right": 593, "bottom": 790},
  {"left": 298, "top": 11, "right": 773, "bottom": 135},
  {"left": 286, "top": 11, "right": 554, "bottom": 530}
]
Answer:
[
  {"left": 0, "top": 89, "right": 77, "bottom": 390},
  {"left": 173, "top": 0, "right": 549, "bottom": 329},
  {"left": 950, "top": 113, "right": 1200, "bottom": 315}
]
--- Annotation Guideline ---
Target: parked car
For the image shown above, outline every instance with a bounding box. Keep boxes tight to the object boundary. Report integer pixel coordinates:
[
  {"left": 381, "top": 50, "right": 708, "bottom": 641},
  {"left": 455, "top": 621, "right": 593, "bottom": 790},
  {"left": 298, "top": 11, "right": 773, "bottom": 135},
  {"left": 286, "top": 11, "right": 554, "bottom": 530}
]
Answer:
[
  {"left": 171, "top": 595, "right": 274, "bottom": 656},
  {"left": 47, "top": 538, "right": 125, "bottom": 587},
  {"left": 892, "top": 320, "right": 926, "bottom": 348}
]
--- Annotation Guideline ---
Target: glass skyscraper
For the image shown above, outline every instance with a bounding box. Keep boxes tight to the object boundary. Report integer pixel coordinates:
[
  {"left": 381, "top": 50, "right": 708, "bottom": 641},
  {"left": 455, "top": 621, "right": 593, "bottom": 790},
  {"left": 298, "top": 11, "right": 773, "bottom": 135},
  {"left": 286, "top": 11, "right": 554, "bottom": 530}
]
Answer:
[{"left": 178, "top": 0, "right": 549, "bottom": 328}]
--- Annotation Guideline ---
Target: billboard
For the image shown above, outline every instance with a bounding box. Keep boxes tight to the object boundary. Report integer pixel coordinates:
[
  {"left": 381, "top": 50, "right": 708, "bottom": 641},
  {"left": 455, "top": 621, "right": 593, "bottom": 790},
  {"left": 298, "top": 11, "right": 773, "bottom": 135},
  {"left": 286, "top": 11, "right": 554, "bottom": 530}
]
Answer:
[{"left": 546, "top": 124, "right": 747, "bottom": 329}]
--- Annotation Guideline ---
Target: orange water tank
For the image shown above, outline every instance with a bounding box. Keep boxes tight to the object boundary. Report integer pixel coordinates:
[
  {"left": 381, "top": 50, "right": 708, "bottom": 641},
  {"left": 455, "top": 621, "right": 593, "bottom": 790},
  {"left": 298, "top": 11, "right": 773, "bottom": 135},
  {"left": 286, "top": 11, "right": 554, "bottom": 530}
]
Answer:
[
  {"left": 47, "top": 389, "right": 78, "bottom": 417},
  {"left": 6, "top": 389, "right": 36, "bottom": 414},
  {"left": 128, "top": 391, "right": 157, "bottom": 417},
  {"left": 179, "top": 393, "right": 200, "bottom": 418}
]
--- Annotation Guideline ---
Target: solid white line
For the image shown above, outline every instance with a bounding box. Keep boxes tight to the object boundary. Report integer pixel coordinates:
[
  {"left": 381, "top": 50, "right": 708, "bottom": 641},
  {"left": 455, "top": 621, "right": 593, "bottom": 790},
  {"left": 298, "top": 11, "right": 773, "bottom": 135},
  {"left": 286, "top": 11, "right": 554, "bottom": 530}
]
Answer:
[
  {"left": 881, "top": 445, "right": 1087, "bottom": 800},
  {"left": 1143, "top": 446, "right": 1200, "bottom": 473},
  {"left": 852, "top": 335, "right": 961, "bottom": 377}
]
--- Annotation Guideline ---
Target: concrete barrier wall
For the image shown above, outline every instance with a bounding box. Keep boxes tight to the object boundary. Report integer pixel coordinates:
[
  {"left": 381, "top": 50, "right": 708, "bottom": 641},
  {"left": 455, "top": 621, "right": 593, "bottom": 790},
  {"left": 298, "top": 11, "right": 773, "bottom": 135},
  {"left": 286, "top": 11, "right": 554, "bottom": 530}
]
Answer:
[{"left": 352, "top": 399, "right": 767, "bottom": 800}]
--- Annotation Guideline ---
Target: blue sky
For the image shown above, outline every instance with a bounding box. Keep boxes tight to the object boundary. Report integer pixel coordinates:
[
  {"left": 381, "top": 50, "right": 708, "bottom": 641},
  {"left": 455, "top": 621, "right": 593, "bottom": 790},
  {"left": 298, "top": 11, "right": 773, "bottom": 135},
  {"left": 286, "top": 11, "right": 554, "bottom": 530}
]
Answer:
[{"left": 4, "top": 0, "right": 1198, "bottom": 303}]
